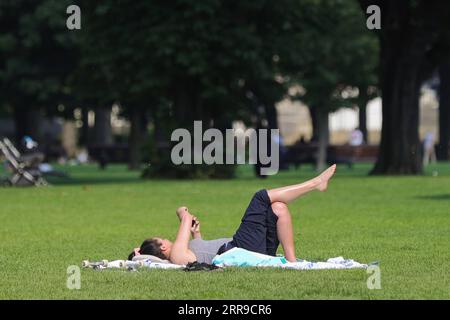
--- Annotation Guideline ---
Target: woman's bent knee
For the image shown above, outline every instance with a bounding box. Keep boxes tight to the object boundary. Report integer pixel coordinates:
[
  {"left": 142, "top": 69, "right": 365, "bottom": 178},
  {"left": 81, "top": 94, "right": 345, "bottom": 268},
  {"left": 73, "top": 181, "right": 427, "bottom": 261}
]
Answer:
[{"left": 271, "top": 202, "right": 288, "bottom": 216}]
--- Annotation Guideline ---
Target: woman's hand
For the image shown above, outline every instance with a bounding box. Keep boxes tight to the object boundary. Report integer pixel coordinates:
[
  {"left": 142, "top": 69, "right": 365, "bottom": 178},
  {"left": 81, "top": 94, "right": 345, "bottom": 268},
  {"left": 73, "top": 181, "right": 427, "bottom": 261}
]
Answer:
[
  {"left": 176, "top": 206, "right": 190, "bottom": 221},
  {"left": 190, "top": 217, "right": 201, "bottom": 239}
]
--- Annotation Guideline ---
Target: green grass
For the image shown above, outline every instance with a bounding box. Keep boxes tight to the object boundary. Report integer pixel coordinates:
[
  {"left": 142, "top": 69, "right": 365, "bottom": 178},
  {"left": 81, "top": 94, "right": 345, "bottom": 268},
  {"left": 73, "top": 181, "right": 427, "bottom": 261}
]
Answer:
[{"left": 0, "top": 162, "right": 449, "bottom": 299}]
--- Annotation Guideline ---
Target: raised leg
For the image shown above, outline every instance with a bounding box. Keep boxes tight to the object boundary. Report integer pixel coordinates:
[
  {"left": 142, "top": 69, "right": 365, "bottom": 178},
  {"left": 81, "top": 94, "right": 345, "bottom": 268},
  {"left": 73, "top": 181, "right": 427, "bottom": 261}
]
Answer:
[
  {"left": 267, "top": 164, "right": 336, "bottom": 204},
  {"left": 265, "top": 165, "right": 336, "bottom": 262},
  {"left": 271, "top": 202, "right": 296, "bottom": 262}
]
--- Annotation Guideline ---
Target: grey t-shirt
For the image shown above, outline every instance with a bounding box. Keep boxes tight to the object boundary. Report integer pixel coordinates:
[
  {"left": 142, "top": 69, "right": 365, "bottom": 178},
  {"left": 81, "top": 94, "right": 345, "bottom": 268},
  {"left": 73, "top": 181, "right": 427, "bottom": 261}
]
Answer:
[{"left": 188, "top": 238, "right": 233, "bottom": 264}]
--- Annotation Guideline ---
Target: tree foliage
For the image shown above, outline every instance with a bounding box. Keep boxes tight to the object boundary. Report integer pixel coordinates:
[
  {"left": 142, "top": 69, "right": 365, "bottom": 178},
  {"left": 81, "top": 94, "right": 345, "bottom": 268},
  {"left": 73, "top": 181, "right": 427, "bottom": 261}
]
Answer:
[
  {"left": 0, "top": 0, "right": 78, "bottom": 125},
  {"left": 1, "top": 0, "right": 386, "bottom": 177}
]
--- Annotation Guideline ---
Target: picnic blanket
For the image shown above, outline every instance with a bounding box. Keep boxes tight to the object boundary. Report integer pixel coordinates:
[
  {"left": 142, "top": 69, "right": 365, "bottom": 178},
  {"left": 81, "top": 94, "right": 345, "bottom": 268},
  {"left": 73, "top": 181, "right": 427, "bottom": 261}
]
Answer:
[
  {"left": 81, "top": 259, "right": 184, "bottom": 270},
  {"left": 82, "top": 248, "right": 367, "bottom": 271}
]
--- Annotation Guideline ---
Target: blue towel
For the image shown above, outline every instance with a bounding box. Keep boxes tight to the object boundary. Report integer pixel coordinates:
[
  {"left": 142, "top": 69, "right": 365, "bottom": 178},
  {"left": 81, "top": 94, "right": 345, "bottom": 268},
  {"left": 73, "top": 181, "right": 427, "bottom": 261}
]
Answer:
[
  {"left": 212, "top": 247, "right": 368, "bottom": 270},
  {"left": 212, "top": 247, "right": 287, "bottom": 267}
]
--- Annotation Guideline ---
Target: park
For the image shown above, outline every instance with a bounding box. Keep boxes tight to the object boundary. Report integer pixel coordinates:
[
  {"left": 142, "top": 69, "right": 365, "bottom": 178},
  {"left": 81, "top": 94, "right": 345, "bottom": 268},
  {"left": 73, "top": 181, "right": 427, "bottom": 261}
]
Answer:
[{"left": 0, "top": 0, "right": 449, "bottom": 302}]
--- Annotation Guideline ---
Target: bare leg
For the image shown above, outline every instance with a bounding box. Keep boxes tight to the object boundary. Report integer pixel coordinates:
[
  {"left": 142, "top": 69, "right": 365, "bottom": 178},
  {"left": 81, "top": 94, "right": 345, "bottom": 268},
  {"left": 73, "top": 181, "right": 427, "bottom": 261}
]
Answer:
[
  {"left": 271, "top": 202, "right": 296, "bottom": 262},
  {"left": 261, "top": 165, "right": 336, "bottom": 262},
  {"left": 267, "top": 164, "right": 336, "bottom": 204}
]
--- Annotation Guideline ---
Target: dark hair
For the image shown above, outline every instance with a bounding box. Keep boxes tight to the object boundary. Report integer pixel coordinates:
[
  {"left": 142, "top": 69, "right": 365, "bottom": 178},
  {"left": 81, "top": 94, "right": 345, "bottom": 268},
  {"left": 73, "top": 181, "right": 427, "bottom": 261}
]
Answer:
[{"left": 127, "top": 238, "right": 165, "bottom": 261}]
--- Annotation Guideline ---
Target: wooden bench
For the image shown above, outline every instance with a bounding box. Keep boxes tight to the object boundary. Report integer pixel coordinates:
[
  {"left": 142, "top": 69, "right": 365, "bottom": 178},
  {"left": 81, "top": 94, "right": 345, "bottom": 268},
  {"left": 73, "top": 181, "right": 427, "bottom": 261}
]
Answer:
[{"left": 285, "top": 144, "right": 379, "bottom": 168}]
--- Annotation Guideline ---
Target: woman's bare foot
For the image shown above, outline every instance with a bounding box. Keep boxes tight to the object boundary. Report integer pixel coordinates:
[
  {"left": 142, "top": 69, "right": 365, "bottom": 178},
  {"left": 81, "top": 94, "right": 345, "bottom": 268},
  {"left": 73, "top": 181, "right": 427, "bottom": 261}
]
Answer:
[{"left": 316, "top": 164, "right": 336, "bottom": 192}]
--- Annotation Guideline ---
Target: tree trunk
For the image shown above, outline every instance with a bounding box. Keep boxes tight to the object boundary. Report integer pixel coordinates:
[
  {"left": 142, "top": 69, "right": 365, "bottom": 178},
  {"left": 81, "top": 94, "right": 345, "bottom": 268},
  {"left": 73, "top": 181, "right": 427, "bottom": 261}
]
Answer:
[
  {"left": 264, "top": 104, "right": 279, "bottom": 130},
  {"left": 13, "top": 106, "right": 29, "bottom": 143},
  {"left": 437, "top": 63, "right": 450, "bottom": 160},
  {"left": 364, "top": 0, "right": 449, "bottom": 174},
  {"left": 309, "top": 107, "right": 319, "bottom": 142},
  {"left": 358, "top": 89, "right": 369, "bottom": 144},
  {"left": 369, "top": 0, "right": 433, "bottom": 175},
  {"left": 174, "top": 82, "right": 196, "bottom": 126},
  {"left": 371, "top": 45, "right": 423, "bottom": 174},
  {"left": 93, "top": 106, "right": 113, "bottom": 146},
  {"left": 13, "top": 107, "right": 43, "bottom": 144},
  {"left": 316, "top": 107, "right": 329, "bottom": 172},
  {"left": 128, "top": 107, "right": 146, "bottom": 170},
  {"left": 79, "top": 106, "right": 90, "bottom": 147},
  {"left": 358, "top": 104, "right": 367, "bottom": 144}
]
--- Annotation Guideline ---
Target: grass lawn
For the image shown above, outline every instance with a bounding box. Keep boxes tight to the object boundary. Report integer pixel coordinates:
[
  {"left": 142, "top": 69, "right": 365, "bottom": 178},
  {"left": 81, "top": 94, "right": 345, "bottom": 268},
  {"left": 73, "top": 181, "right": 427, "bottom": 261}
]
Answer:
[{"left": 0, "top": 162, "right": 449, "bottom": 299}]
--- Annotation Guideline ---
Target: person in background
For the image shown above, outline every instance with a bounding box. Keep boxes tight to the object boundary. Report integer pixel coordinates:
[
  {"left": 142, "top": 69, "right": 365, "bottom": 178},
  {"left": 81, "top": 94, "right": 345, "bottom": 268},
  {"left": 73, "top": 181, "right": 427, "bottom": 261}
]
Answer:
[
  {"left": 349, "top": 128, "right": 364, "bottom": 146},
  {"left": 423, "top": 132, "right": 437, "bottom": 166},
  {"left": 20, "top": 136, "right": 45, "bottom": 166}
]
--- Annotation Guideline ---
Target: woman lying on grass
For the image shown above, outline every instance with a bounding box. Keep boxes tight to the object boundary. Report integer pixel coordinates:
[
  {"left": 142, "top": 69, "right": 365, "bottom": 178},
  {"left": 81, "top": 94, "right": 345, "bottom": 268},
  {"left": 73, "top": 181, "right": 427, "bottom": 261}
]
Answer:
[{"left": 128, "top": 164, "right": 337, "bottom": 265}]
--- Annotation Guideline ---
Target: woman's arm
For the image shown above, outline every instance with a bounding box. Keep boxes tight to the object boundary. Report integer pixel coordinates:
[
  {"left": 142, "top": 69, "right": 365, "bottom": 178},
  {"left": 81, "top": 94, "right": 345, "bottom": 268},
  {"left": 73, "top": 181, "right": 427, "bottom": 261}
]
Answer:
[
  {"left": 176, "top": 206, "right": 202, "bottom": 239},
  {"left": 170, "top": 213, "right": 197, "bottom": 265}
]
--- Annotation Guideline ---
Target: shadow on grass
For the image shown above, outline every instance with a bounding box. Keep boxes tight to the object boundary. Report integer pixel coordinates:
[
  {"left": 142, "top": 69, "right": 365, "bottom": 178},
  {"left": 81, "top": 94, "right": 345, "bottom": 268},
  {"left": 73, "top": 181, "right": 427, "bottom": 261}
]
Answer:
[
  {"left": 42, "top": 161, "right": 450, "bottom": 186},
  {"left": 414, "top": 194, "right": 450, "bottom": 201},
  {"left": 47, "top": 167, "right": 371, "bottom": 185},
  {"left": 44, "top": 166, "right": 143, "bottom": 186},
  {"left": 47, "top": 177, "right": 144, "bottom": 186}
]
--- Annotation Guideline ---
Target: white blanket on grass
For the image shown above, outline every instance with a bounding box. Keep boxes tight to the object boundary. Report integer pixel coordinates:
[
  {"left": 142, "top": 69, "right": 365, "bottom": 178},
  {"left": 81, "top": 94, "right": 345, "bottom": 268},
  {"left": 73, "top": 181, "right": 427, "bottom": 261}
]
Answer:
[
  {"left": 83, "top": 260, "right": 184, "bottom": 270},
  {"left": 84, "top": 248, "right": 367, "bottom": 271}
]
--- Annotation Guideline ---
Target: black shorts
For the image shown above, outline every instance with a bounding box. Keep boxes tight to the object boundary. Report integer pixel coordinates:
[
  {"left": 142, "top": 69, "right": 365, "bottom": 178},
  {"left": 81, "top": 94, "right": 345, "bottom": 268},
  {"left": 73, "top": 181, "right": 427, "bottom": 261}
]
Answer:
[{"left": 223, "top": 189, "right": 279, "bottom": 256}]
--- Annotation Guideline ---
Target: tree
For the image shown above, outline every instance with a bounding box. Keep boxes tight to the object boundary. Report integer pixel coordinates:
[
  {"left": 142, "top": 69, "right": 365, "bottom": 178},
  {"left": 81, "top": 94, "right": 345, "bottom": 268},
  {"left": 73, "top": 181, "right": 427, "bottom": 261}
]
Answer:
[
  {"left": 359, "top": 0, "right": 450, "bottom": 174},
  {"left": 73, "top": 1, "right": 157, "bottom": 169},
  {"left": 72, "top": 0, "right": 381, "bottom": 176},
  {"left": 0, "top": 0, "right": 78, "bottom": 143},
  {"left": 284, "top": 0, "right": 378, "bottom": 170},
  {"left": 76, "top": 0, "right": 313, "bottom": 177}
]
